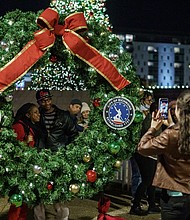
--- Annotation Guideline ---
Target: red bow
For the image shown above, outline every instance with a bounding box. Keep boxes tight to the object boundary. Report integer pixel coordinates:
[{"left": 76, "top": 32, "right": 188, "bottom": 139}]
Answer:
[
  {"left": 0, "top": 8, "right": 130, "bottom": 92},
  {"left": 97, "top": 196, "right": 127, "bottom": 220}
]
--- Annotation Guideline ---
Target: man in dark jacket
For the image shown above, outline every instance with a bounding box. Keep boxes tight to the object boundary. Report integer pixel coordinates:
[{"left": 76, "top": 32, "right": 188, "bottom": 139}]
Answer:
[
  {"left": 67, "top": 98, "right": 84, "bottom": 132},
  {"left": 34, "top": 89, "right": 78, "bottom": 220},
  {"left": 36, "top": 89, "right": 78, "bottom": 152}
]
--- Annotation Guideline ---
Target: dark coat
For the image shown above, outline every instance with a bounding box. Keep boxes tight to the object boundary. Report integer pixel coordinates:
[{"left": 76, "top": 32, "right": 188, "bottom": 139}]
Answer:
[
  {"left": 39, "top": 105, "right": 78, "bottom": 152},
  {"left": 67, "top": 111, "right": 84, "bottom": 132}
]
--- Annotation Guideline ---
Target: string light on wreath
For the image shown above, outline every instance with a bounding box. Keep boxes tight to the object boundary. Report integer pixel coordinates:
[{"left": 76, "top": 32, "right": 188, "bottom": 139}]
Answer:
[
  {"left": 109, "top": 53, "right": 118, "bottom": 61},
  {"left": 87, "top": 31, "right": 93, "bottom": 37},
  {"left": 0, "top": 110, "right": 11, "bottom": 127},
  {"left": 0, "top": 40, "right": 9, "bottom": 51},
  {"left": 5, "top": 94, "right": 13, "bottom": 102},
  {"left": 29, "top": 183, "right": 34, "bottom": 188}
]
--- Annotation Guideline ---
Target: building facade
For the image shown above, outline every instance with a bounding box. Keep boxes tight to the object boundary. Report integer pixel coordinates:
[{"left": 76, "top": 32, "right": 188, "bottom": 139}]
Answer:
[{"left": 119, "top": 34, "right": 190, "bottom": 89}]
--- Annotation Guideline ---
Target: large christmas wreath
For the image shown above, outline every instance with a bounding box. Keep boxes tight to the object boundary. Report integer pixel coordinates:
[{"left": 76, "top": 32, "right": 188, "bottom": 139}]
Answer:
[{"left": 0, "top": 0, "right": 143, "bottom": 205}]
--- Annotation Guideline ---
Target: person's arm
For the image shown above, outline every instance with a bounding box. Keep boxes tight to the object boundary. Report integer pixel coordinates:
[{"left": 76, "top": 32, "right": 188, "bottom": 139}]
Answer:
[
  {"left": 64, "top": 112, "right": 79, "bottom": 144},
  {"left": 137, "top": 127, "right": 169, "bottom": 156},
  {"left": 12, "top": 123, "right": 26, "bottom": 141},
  {"left": 138, "top": 110, "right": 169, "bottom": 156},
  {"left": 13, "top": 123, "right": 35, "bottom": 146},
  {"left": 75, "top": 124, "right": 84, "bottom": 132}
]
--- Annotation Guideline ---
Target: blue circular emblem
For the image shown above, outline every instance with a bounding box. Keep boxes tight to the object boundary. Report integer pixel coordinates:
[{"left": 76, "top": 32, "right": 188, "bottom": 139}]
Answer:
[{"left": 103, "top": 96, "right": 135, "bottom": 130}]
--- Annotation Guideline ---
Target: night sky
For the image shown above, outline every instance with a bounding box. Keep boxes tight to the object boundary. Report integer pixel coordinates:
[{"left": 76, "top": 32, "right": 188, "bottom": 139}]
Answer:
[
  {"left": 0, "top": 0, "right": 50, "bottom": 16},
  {"left": 1, "top": 0, "right": 190, "bottom": 36},
  {"left": 106, "top": 0, "right": 190, "bottom": 36}
]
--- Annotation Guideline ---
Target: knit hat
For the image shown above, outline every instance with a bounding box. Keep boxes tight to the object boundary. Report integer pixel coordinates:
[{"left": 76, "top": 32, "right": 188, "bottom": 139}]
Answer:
[
  {"left": 81, "top": 102, "right": 90, "bottom": 113},
  {"left": 36, "top": 89, "right": 52, "bottom": 101},
  {"left": 70, "top": 98, "right": 82, "bottom": 107}
]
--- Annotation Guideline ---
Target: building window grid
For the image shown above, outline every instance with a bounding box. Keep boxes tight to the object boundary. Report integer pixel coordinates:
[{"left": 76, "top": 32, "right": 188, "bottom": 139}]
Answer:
[{"left": 132, "top": 41, "right": 189, "bottom": 87}]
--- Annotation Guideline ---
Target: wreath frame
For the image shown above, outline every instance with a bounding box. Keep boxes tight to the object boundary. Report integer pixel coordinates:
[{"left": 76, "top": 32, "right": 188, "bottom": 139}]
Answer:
[{"left": 0, "top": 6, "right": 142, "bottom": 205}]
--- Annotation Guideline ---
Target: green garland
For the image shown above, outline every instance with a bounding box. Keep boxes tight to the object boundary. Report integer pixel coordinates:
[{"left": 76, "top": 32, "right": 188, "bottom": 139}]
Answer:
[{"left": 0, "top": 4, "right": 143, "bottom": 205}]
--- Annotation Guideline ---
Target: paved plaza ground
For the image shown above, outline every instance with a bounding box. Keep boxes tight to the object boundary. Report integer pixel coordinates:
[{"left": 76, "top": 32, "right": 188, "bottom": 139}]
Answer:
[{"left": 0, "top": 183, "right": 161, "bottom": 220}]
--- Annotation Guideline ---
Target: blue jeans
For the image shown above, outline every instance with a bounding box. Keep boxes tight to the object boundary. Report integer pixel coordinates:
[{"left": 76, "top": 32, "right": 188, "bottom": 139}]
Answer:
[
  {"left": 161, "top": 190, "right": 190, "bottom": 220},
  {"left": 129, "top": 156, "right": 141, "bottom": 197}
]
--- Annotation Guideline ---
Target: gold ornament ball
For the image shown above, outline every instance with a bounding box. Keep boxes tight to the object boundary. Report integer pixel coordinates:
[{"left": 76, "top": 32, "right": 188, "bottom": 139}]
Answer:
[
  {"left": 69, "top": 184, "right": 80, "bottom": 194},
  {"left": 114, "top": 160, "right": 122, "bottom": 169},
  {"left": 83, "top": 154, "right": 91, "bottom": 163}
]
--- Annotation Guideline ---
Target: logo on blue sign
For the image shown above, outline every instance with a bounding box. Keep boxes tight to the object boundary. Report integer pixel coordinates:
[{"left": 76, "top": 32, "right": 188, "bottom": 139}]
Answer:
[{"left": 103, "top": 96, "right": 135, "bottom": 130}]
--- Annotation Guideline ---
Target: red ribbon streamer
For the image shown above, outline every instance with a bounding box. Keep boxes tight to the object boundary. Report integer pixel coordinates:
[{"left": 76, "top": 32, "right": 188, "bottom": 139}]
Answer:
[{"left": 0, "top": 8, "right": 130, "bottom": 92}]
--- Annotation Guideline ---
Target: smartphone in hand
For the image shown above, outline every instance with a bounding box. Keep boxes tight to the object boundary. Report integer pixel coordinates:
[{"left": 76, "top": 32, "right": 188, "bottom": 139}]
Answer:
[{"left": 159, "top": 98, "right": 169, "bottom": 119}]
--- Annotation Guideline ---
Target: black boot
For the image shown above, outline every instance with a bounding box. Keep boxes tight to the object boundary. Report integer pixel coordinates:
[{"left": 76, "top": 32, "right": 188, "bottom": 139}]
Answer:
[{"left": 129, "top": 205, "right": 148, "bottom": 216}]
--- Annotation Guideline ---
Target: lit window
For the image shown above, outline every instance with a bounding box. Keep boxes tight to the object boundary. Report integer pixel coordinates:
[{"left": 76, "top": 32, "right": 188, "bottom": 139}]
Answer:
[
  {"left": 174, "top": 63, "right": 182, "bottom": 68},
  {"left": 174, "top": 47, "right": 180, "bottom": 53},
  {"left": 147, "top": 46, "right": 157, "bottom": 52},
  {"left": 147, "top": 61, "right": 154, "bottom": 66},
  {"left": 147, "top": 75, "right": 154, "bottom": 79}
]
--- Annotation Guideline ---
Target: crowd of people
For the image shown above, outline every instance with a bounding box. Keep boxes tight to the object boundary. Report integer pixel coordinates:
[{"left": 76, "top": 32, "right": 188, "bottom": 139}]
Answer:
[
  {"left": 129, "top": 90, "right": 190, "bottom": 220},
  {"left": 8, "top": 88, "right": 190, "bottom": 220},
  {"left": 8, "top": 89, "right": 91, "bottom": 220}
]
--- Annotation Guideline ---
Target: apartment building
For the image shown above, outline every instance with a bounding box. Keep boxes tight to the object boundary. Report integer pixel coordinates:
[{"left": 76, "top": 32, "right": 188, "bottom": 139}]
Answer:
[{"left": 119, "top": 34, "right": 190, "bottom": 89}]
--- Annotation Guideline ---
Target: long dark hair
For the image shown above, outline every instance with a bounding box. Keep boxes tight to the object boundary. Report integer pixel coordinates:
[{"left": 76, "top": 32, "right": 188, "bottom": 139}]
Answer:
[
  {"left": 14, "top": 103, "right": 45, "bottom": 149},
  {"left": 177, "top": 90, "right": 190, "bottom": 156},
  {"left": 141, "top": 91, "right": 153, "bottom": 103},
  {"left": 13, "top": 103, "right": 38, "bottom": 137},
  {"left": 13, "top": 103, "right": 37, "bottom": 125}
]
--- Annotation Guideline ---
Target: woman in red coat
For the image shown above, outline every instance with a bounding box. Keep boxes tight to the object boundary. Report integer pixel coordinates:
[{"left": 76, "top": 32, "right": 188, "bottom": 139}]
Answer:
[{"left": 8, "top": 103, "right": 42, "bottom": 220}]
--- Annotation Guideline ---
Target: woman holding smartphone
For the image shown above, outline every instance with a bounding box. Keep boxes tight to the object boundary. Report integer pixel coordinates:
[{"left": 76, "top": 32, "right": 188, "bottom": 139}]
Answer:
[{"left": 138, "top": 90, "right": 190, "bottom": 220}]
